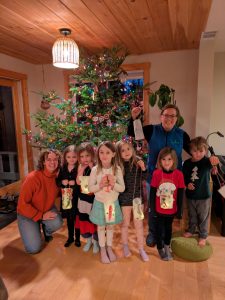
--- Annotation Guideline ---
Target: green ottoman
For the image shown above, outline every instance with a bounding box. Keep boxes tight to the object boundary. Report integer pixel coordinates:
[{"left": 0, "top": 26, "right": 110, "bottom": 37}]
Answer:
[{"left": 171, "top": 236, "right": 213, "bottom": 261}]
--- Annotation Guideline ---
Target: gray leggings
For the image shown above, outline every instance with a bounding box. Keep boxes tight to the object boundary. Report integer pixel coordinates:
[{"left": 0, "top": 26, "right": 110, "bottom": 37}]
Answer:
[{"left": 187, "top": 198, "right": 211, "bottom": 239}]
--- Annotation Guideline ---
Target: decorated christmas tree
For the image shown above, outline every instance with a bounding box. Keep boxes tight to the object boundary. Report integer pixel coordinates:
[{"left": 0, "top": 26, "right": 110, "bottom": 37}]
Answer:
[{"left": 24, "top": 46, "right": 144, "bottom": 151}]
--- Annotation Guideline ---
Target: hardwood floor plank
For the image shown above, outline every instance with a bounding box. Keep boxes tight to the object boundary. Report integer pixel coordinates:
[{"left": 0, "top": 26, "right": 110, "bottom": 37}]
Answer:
[{"left": 1, "top": 220, "right": 225, "bottom": 300}]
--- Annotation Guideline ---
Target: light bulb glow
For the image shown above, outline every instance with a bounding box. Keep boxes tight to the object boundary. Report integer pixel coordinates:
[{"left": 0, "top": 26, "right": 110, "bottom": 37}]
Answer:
[{"left": 52, "top": 36, "right": 79, "bottom": 69}]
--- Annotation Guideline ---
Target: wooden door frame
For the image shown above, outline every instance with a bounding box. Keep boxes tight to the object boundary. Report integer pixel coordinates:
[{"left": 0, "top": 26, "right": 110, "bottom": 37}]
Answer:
[
  {"left": 63, "top": 62, "right": 150, "bottom": 125},
  {"left": 0, "top": 68, "right": 33, "bottom": 195}
]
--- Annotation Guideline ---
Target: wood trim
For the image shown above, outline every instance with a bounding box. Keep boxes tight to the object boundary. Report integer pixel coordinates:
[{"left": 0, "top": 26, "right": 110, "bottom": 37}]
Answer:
[
  {"left": 11, "top": 80, "right": 24, "bottom": 179},
  {"left": 0, "top": 68, "right": 33, "bottom": 196},
  {"left": 21, "top": 79, "right": 33, "bottom": 172},
  {"left": 0, "top": 68, "right": 27, "bottom": 80},
  {"left": 63, "top": 62, "right": 150, "bottom": 123}
]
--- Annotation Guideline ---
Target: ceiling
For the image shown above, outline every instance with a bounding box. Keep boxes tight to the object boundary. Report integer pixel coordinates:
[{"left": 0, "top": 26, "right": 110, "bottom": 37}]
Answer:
[{"left": 0, "top": 0, "right": 212, "bottom": 65}]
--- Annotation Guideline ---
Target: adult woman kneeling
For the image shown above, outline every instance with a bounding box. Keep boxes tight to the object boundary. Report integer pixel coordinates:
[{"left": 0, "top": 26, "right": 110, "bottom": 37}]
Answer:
[{"left": 17, "top": 149, "right": 63, "bottom": 254}]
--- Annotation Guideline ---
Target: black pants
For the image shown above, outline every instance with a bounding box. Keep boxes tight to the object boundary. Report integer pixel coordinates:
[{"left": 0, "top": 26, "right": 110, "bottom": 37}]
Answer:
[
  {"left": 65, "top": 209, "right": 80, "bottom": 241},
  {"left": 156, "top": 215, "right": 174, "bottom": 250},
  {"left": 148, "top": 209, "right": 157, "bottom": 239}
]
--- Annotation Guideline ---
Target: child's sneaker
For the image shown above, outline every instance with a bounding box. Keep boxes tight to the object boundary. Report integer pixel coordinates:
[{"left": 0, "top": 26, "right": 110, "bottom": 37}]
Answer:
[
  {"left": 139, "top": 249, "right": 149, "bottom": 262},
  {"left": 123, "top": 244, "right": 131, "bottom": 257},
  {"left": 183, "top": 232, "right": 193, "bottom": 238},
  {"left": 164, "top": 245, "right": 173, "bottom": 261},
  {"left": 158, "top": 248, "right": 167, "bottom": 260}
]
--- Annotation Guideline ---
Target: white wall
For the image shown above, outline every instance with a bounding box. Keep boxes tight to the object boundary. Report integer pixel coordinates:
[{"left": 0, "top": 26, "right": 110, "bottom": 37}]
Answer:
[
  {"left": 195, "top": 37, "right": 225, "bottom": 156},
  {"left": 195, "top": 37, "right": 215, "bottom": 138},
  {"left": 210, "top": 52, "right": 225, "bottom": 155},
  {"left": 201, "top": 0, "right": 225, "bottom": 155},
  {"left": 124, "top": 49, "right": 199, "bottom": 139}
]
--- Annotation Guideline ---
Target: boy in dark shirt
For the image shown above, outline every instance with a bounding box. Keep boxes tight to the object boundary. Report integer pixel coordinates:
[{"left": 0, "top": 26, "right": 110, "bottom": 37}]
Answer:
[{"left": 183, "top": 137, "right": 219, "bottom": 246}]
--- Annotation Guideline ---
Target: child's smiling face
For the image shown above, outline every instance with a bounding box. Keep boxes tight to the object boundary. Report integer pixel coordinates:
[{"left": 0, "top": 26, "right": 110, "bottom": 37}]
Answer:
[
  {"left": 161, "top": 154, "right": 174, "bottom": 171},
  {"left": 120, "top": 143, "right": 133, "bottom": 161},
  {"left": 98, "top": 145, "right": 115, "bottom": 168},
  {"left": 65, "top": 151, "right": 77, "bottom": 166}
]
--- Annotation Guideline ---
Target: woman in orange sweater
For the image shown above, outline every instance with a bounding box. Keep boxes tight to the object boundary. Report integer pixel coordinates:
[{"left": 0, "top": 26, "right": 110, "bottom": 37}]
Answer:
[{"left": 17, "top": 149, "right": 63, "bottom": 254}]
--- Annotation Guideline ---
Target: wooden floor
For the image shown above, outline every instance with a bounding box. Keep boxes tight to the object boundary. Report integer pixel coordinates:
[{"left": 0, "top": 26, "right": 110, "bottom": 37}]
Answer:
[{"left": 0, "top": 217, "right": 225, "bottom": 300}]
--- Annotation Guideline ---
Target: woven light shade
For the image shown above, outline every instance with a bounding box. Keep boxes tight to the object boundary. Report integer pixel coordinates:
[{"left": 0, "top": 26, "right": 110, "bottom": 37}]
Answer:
[{"left": 52, "top": 28, "right": 79, "bottom": 69}]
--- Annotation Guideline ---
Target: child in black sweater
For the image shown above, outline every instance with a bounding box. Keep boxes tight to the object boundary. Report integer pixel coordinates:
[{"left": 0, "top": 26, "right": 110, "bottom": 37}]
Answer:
[{"left": 56, "top": 145, "right": 80, "bottom": 247}]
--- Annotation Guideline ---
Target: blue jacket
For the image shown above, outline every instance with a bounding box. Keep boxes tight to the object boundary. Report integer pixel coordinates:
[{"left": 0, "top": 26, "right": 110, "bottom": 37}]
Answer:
[{"left": 148, "top": 124, "right": 184, "bottom": 176}]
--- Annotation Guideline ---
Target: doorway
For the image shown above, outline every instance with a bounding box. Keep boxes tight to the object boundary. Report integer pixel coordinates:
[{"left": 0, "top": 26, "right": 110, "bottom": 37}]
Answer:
[
  {"left": 0, "top": 68, "right": 33, "bottom": 196},
  {"left": 0, "top": 79, "right": 19, "bottom": 187}
]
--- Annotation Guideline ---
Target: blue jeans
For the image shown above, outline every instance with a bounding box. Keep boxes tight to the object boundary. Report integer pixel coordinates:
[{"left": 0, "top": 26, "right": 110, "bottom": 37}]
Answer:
[{"left": 17, "top": 207, "right": 63, "bottom": 254}]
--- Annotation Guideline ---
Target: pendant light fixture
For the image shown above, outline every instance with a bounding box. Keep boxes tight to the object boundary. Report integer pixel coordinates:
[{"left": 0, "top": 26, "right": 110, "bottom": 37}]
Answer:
[{"left": 52, "top": 28, "right": 79, "bottom": 69}]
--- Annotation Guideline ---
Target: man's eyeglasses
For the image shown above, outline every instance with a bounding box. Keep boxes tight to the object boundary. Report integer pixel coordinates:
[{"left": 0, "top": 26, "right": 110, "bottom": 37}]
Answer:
[{"left": 161, "top": 114, "right": 177, "bottom": 119}]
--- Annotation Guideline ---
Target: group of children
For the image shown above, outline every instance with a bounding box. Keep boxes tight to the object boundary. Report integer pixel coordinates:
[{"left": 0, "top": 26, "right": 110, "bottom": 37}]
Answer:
[
  {"left": 56, "top": 140, "right": 149, "bottom": 264},
  {"left": 56, "top": 136, "right": 219, "bottom": 264}
]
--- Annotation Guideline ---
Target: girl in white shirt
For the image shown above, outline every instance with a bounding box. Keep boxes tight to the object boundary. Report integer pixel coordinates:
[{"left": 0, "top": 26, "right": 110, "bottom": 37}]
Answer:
[{"left": 89, "top": 141, "right": 125, "bottom": 264}]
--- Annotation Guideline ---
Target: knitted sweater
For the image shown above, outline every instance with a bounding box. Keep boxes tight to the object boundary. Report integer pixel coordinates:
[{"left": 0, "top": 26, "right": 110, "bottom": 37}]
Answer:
[
  {"left": 17, "top": 169, "right": 59, "bottom": 221},
  {"left": 150, "top": 169, "right": 185, "bottom": 216},
  {"left": 56, "top": 165, "right": 79, "bottom": 198},
  {"left": 88, "top": 166, "right": 125, "bottom": 203},
  {"left": 183, "top": 156, "right": 212, "bottom": 200}
]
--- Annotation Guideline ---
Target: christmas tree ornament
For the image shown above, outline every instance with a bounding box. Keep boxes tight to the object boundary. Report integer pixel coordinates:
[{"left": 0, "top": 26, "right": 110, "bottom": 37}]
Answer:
[
  {"left": 92, "top": 116, "right": 98, "bottom": 122},
  {"left": 106, "top": 120, "right": 112, "bottom": 127},
  {"left": 99, "top": 116, "right": 104, "bottom": 123}
]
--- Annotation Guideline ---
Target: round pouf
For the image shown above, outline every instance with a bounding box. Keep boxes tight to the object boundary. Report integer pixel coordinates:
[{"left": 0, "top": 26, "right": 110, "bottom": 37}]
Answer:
[{"left": 171, "top": 236, "right": 213, "bottom": 261}]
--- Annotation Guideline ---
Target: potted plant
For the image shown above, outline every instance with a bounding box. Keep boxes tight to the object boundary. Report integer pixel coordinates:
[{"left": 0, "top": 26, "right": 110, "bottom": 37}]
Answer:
[{"left": 149, "top": 84, "right": 184, "bottom": 126}]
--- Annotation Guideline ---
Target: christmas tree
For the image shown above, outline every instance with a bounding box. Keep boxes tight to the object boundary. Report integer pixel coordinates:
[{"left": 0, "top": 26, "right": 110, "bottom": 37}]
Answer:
[{"left": 24, "top": 46, "right": 144, "bottom": 151}]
